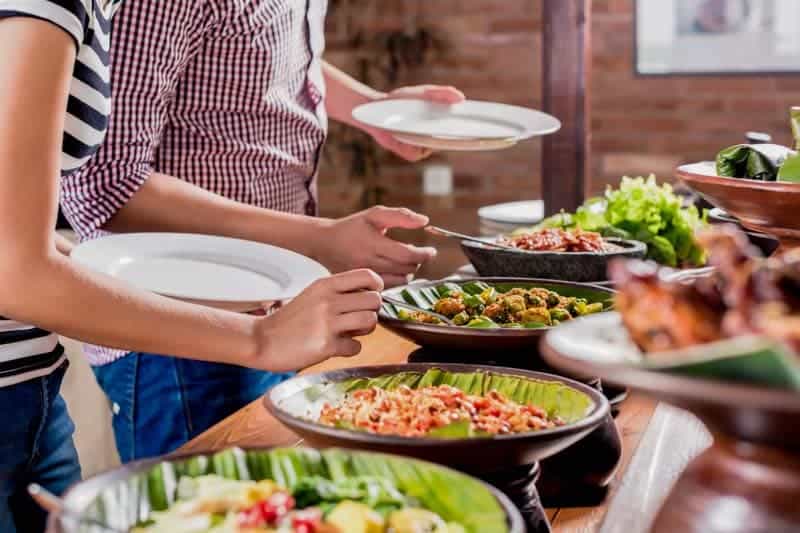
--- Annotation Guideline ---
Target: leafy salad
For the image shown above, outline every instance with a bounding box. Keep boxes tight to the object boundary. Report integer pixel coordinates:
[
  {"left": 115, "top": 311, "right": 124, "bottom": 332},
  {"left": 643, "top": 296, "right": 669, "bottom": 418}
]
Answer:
[{"left": 518, "top": 175, "right": 707, "bottom": 267}]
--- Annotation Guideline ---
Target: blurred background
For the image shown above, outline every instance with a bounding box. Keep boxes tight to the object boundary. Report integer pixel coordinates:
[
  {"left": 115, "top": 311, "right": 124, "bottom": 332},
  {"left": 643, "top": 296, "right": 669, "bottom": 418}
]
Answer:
[
  {"left": 317, "top": 0, "right": 797, "bottom": 277},
  {"left": 62, "top": 0, "right": 799, "bottom": 477}
]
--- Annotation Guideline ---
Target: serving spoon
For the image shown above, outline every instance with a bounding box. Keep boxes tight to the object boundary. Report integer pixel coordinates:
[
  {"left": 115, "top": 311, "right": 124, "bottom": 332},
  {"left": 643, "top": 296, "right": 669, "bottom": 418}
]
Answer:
[
  {"left": 381, "top": 295, "right": 455, "bottom": 326},
  {"left": 424, "top": 225, "right": 518, "bottom": 251},
  {"left": 28, "top": 483, "right": 128, "bottom": 533}
]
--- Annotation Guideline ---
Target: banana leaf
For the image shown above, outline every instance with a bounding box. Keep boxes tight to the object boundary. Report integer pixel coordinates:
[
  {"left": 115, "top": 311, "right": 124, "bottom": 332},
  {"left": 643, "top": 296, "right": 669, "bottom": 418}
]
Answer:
[
  {"left": 778, "top": 107, "right": 800, "bottom": 183},
  {"left": 642, "top": 336, "right": 800, "bottom": 390},
  {"left": 67, "top": 447, "right": 511, "bottom": 533},
  {"left": 311, "top": 368, "right": 594, "bottom": 424},
  {"left": 383, "top": 280, "right": 613, "bottom": 322},
  {"left": 715, "top": 143, "right": 795, "bottom": 181}
]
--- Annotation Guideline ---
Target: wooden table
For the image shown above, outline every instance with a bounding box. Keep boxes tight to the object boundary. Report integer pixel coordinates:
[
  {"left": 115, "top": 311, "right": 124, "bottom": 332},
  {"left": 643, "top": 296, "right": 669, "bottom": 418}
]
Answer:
[{"left": 179, "top": 326, "right": 658, "bottom": 531}]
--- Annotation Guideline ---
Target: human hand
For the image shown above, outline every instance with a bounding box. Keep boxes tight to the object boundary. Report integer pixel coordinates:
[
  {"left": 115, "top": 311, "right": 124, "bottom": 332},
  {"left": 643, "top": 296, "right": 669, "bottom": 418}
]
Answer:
[
  {"left": 313, "top": 205, "right": 436, "bottom": 287},
  {"left": 365, "top": 85, "right": 465, "bottom": 162},
  {"left": 252, "top": 269, "right": 383, "bottom": 371}
]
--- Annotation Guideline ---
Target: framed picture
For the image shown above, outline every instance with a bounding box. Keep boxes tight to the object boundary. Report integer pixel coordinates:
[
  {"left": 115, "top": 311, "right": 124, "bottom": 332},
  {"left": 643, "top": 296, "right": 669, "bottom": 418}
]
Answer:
[{"left": 635, "top": 0, "right": 800, "bottom": 75}]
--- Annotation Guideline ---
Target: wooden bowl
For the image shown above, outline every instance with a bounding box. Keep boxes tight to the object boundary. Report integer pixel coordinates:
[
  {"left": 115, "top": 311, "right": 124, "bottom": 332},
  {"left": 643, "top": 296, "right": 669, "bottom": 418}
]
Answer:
[
  {"left": 541, "top": 313, "right": 800, "bottom": 533},
  {"left": 379, "top": 277, "right": 615, "bottom": 351},
  {"left": 264, "top": 363, "right": 609, "bottom": 475},
  {"left": 677, "top": 161, "right": 800, "bottom": 243}
]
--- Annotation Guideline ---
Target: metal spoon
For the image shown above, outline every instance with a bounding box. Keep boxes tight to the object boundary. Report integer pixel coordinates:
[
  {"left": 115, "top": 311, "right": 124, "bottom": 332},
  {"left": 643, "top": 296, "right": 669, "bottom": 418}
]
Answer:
[
  {"left": 381, "top": 295, "right": 455, "bottom": 326},
  {"left": 424, "top": 225, "right": 518, "bottom": 251},
  {"left": 28, "top": 483, "right": 127, "bottom": 533}
]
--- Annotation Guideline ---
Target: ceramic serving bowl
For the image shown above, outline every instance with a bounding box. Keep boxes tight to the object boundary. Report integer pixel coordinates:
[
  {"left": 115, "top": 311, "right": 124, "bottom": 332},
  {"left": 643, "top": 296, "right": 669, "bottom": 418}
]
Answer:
[
  {"left": 677, "top": 161, "right": 800, "bottom": 243},
  {"left": 264, "top": 363, "right": 609, "bottom": 475},
  {"left": 460, "top": 237, "right": 646, "bottom": 283},
  {"left": 379, "top": 277, "right": 615, "bottom": 351},
  {"left": 49, "top": 447, "right": 525, "bottom": 533}
]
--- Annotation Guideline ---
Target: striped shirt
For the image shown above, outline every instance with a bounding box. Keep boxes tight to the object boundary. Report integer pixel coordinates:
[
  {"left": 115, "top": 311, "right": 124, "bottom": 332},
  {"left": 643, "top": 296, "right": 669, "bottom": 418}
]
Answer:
[
  {"left": 60, "top": 0, "right": 329, "bottom": 366},
  {"left": 0, "top": 0, "right": 121, "bottom": 385}
]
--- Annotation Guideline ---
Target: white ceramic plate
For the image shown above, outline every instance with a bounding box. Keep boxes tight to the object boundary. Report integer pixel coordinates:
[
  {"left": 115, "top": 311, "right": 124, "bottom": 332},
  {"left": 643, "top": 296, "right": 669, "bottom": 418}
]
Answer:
[
  {"left": 392, "top": 132, "right": 518, "bottom": 152},
  {"left": 477, "top": 200, "right": 545, "bottom": 225},
  {"left": 352, "top": 99, "right": 561, "bottom": 141},
  {"left": 72, "top": 233, "right": 329, "bottom": 311}
]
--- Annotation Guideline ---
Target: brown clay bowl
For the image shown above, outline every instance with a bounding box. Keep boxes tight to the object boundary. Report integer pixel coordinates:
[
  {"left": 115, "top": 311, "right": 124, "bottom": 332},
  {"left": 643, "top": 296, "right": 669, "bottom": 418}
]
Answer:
[
  {"left": 378, "top": 277, "right": 615, "bottom": 351},
  {"left": 48, "top": 446, "right": 525, "bottom": 533},
  {"left": 677, "top": 161, "right": 800, "bottom": 242},
  {"left": 264, "top": 363, "right": 609, "bottom": 475}
]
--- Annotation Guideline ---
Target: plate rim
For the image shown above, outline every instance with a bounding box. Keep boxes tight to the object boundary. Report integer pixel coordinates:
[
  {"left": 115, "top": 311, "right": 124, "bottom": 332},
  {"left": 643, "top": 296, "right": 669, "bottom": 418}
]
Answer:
[
  {"left": 352, "top": 98, "right": 562, "bottom": 140},
  {"left": 477, "top": 200, "right": 545, "bottom": 225},
  {"left": 72, "top": 232, "right": 330, "bottom": 305}
]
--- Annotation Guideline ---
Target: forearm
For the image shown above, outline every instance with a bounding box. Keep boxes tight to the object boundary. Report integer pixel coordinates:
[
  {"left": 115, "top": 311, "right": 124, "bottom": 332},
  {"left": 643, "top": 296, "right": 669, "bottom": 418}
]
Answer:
[
  {"left": 323, "top": 61, "right": 383, "bottom": 127},
  {"left": 0, "top": 249, "right": 259, "bottom": 365},
  {"left": 54, "top": 231, "right": 74, "bottom": 256},
  {"left": 104, "top": 172, "right": 327, "bottom": 259}
]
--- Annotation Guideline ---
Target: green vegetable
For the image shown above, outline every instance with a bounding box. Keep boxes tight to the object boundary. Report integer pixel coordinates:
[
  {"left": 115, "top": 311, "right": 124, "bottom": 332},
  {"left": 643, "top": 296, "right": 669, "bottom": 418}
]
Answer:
[
  {"left": 531, "top": 175, "right": 706, "bottom": 267},
  {"left": 109, "top": 448, "right": 510, "bottom": 533},
  {"left": 479, "top": 287, "right": 498, "bottom": 305},
  {"left": 778, "top": 107, "right": 800, "bottom": 183},
  {"left": 716, "top": 144, "right": 781, "bottom": 181},
  {"left": 452, "top": 311, "right": 470, "bottom": 326},
  {"left": 463, "top": 293, "right": 485, "bottom": 310},
  {"left": 427, "top": 420, "right": 489, "bottom": 439},
  {"left": 465, "top": 317, "right": 499, "bottom": 329}
]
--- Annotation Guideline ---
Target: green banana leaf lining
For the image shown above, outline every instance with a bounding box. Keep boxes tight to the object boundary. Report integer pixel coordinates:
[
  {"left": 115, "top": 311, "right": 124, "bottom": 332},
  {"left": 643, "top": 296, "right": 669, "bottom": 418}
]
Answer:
[
  {"left": 335, "top": 368, "right": 594, "bottom": 424},
  {"left": 72, "top": 447, "right": 510, "bottom": 533}
]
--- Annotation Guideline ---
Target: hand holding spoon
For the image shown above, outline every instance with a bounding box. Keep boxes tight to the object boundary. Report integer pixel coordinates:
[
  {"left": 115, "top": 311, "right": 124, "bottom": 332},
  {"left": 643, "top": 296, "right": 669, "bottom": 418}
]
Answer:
[
  {"left": 424, "top": 225, "right": 518, "bottom": 251},
  {"left": 381, "top": 295, "right": 455, "bottom": 326}
]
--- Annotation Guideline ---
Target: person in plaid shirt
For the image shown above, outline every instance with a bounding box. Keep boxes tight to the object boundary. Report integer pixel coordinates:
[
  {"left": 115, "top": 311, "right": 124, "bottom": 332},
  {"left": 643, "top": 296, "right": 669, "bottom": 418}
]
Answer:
[{"left": 60, "top": 0, "right": 465, "bottom": 462}]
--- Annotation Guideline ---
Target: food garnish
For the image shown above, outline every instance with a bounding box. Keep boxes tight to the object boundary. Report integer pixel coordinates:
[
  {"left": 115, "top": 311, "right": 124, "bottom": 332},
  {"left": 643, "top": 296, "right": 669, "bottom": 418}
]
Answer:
[
  {"left": 716, "top": 107, "right": 800, "bottom": 183},
  {"left": 133, "top": 472, "right": 466, "bottom": 533},
  {"left": 395, "top": 282, "right": 605, "bottom": 328},
  {"left": 498, "top": 227, "right": 613, "bottom": 253},
  {"left": 611, "top": 225, "right": 799, "bottom": 355},
  {"left": 518, "top": 175, "right": 707, "bottom": 267},
  {"left": 319, "top": 384, "right": 563, "bottom": 438}
]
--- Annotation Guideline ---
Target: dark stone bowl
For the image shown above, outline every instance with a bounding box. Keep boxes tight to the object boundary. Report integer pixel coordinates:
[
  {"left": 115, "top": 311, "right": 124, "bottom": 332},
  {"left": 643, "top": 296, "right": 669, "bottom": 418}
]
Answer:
[
  {"left": 265, "top": 363, "right": 609, "bottom": 475},
  {"left": 461, "top": 237, "right": 647, "bottom": 283}
]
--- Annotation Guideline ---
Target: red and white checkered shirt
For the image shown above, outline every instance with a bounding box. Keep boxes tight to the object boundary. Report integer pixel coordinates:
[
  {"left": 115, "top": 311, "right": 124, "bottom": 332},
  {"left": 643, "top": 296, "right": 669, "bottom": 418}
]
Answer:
[{"left": 60, "top": 0, "right": 329, "bottom": 365}]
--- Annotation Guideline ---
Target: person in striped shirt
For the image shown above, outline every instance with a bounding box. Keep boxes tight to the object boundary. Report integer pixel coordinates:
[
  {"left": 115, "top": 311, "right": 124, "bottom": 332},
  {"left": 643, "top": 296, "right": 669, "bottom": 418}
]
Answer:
[
  {"left": 0, "top": 2, "right": 383, "bottom": 530},
  {"left": 60, "top": 0, "right": 465, "bottom": 464}
]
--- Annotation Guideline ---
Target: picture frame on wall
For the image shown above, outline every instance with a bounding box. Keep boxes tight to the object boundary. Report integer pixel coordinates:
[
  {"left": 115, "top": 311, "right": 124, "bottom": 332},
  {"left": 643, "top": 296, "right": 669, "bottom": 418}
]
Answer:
[{"left": 635, "top": 0, "right": 800, "bottom": 75}]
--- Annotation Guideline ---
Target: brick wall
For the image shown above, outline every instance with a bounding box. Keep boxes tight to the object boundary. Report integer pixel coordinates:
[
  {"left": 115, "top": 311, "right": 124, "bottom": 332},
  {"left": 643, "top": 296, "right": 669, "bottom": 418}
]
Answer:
[{"left": 318, "top": 0, "right": 800, "bottom": 217}]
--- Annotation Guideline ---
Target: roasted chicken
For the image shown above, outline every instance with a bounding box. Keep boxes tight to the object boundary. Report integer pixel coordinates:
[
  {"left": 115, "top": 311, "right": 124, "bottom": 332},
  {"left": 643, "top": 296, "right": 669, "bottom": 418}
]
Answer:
[{"left": 611, "top": 225, "right": 799, "bottom": 355}]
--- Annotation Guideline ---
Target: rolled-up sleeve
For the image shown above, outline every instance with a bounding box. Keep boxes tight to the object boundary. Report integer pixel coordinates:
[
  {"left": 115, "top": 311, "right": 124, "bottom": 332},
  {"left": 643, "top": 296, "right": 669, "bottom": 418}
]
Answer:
[
  {"left": 0, "top": 0, "right": 89, "bottom": 49},
  {"left": 59, "top": 0, "right": 210, "bottom": 239}
]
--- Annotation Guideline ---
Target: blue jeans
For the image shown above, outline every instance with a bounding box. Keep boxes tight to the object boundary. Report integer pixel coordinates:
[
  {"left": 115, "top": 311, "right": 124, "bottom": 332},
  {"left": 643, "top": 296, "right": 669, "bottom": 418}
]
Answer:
[
  {"left": 92, "top": 353, "right": 293, "bottom": 462},
  {"left": 0, "top": 362, "right": 81, "bottom": 533}
]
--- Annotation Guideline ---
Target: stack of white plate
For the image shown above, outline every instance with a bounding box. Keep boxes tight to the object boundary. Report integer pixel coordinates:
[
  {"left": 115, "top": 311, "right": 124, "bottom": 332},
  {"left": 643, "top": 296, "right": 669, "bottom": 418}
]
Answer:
[
  {"left": 352, "top": 99, "right": 561, "bottom": 152},
  {"left": 477, "top": 200, "right": 544, "bottom": 236}
]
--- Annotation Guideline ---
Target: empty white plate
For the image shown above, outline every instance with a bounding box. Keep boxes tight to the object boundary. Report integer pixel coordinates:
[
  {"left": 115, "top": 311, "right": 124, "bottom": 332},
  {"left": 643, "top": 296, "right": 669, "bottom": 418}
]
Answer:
[
  {"left": 478, "top": 200, "right": 545, "bottom": 225},
  {"left": 352, "top": 99, "right": 561, "bottom": 141},
  {"left": 72, "top": 233, "right": 329, "bottom": 311},
  {"left": 392, "top": 132, "right": 519, "bottom": 152}
]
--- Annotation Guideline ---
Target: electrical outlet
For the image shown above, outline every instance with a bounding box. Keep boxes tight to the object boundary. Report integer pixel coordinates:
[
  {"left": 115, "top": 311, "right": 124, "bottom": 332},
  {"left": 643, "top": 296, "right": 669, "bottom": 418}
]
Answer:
[{"left": 422, "top": 164, "right": 453, "bottom": 196}]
